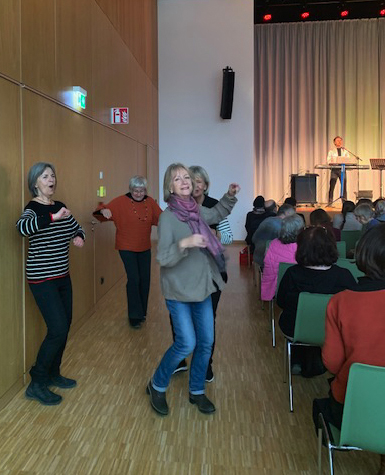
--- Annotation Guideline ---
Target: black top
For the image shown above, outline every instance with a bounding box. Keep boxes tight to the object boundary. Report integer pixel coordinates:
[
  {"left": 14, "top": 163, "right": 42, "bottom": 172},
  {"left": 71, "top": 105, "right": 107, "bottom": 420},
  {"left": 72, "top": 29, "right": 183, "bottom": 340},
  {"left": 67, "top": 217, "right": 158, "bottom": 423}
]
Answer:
[
  {"left": 245, "top": 210, "right": 276, "bottom": 245},
  {"left": 17, "top": 200, "right": 85, "bottom": 283},
  {"left": 277, "top": 264, "right": 356, "bottom": 336},
  {"left": 202, "top": 195, "right": 219, "bottom": 230}
]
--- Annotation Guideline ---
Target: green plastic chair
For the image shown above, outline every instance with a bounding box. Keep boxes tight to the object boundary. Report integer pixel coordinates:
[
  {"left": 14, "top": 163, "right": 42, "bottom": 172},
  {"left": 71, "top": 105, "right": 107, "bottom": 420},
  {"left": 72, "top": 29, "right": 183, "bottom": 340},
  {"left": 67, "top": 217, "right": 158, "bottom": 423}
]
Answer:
[
  {"left": 283, "top": 292, "right": 333, "bottom": 412},
  {"left": 336, "top": 258, "right": 365, "bottom": 282},
  {"left": 318, "top": 363, "right": 385, "bottom": 475},
  {"left": 268, "top": 262, "right": 295, "bottom": 348},
  {"left": 341, "top": 230, "right": 361, "bottom": 256},
  {"left": 336, "top": 241, "right": 346, "bottom": 258}
]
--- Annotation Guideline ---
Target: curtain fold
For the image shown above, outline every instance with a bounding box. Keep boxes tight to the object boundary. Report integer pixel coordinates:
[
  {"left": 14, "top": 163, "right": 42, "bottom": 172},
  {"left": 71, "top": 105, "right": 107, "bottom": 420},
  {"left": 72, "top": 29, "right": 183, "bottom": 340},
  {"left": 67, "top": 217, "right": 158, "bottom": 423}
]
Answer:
[{"left": 255, "top": 19, "right": 385, "bottom": 203}]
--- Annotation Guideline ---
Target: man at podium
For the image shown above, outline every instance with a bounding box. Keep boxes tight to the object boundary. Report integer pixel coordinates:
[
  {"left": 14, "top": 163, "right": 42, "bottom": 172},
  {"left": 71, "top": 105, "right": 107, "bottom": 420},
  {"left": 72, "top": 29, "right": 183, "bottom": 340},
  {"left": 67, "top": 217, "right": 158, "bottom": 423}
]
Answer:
[{"left": 327, "top": 136, "right": 351, "bottom": 204}]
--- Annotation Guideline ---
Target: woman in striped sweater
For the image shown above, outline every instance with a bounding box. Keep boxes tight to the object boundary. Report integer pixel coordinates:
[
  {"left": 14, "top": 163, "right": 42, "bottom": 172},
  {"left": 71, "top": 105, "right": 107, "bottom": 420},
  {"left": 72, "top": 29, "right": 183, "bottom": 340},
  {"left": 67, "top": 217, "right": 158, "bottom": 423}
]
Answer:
[{"left": 17, "top": 162, "right": 85, "bottom": 406}]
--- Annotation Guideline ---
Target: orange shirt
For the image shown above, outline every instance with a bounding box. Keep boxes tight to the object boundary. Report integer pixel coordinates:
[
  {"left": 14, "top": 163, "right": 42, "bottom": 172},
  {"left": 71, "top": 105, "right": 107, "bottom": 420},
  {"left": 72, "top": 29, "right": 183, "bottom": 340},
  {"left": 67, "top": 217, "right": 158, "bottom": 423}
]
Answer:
[{"left": 96, "top": 194, "right": 162, "bottom": 252}]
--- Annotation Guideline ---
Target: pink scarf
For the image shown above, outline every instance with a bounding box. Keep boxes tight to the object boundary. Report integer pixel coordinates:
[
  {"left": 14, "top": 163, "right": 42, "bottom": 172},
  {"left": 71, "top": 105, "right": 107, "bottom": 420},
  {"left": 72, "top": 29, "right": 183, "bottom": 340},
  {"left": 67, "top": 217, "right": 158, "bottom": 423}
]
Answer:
[{"left": 168, "top": 195, "right": 226, "bottom": 272}]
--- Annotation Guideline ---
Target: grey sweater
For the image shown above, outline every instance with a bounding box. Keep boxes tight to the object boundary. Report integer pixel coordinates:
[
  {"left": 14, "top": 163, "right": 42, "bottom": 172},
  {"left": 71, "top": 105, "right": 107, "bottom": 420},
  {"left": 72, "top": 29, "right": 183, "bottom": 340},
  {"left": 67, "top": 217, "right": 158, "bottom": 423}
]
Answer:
[{"left": 157, "top": 193, "right": 237, "bottom": 302}]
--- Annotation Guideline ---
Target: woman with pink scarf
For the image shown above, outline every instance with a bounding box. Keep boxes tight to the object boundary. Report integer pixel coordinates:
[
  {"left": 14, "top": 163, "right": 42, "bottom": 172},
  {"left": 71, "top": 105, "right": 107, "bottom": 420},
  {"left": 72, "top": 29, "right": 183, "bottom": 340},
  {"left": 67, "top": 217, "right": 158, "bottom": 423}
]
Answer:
[{"left": 146, "top": 163, "right": 239, "bottom": 416}]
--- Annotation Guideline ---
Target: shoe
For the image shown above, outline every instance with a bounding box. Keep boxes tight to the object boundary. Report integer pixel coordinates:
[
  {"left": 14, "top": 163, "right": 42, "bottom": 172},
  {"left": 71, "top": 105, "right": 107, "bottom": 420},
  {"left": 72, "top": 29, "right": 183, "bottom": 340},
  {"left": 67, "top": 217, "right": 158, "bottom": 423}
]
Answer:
[
  {"left": 189, "top": 393, "right": 216, "bottom": 414},
  {"left": 129, "top": 320, "right": 142, "bottom": 329},
  {"left": 25, "top": 381, "right": 62, "bottom": 406},
  {"left": 205, "top": 365, "right": 214, "bottom": 383},
  {"left": 291, "top": 364, "right": 302, "bottom": 375},
  {"left": 173, "top": 359, "right": 188, "bottom": 375},
  {"left": 146, "top": 381, "right": 169, "bottom": 415},
  {"left": 48, "top": 375, "right": 77, "bottom": 389}
]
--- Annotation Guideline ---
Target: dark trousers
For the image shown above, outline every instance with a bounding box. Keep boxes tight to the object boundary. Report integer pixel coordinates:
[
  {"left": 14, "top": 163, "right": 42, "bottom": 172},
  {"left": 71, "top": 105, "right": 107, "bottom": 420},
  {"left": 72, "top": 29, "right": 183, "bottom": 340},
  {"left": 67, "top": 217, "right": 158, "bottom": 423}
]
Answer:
[
  {"left": 329, "top": 168, "right": 347, "bottom": 202},
  {"left": 119, "top": 249, "right": 151, "bottom": 324},
  {"left": 313, "top": 390, "right": 344, "bottom": 440},
  {"left": 29, "top": 276, "right": 73, "bottom": 383},
  {"left": 169, "top": 277, "right": 225, "bottom": 366}
]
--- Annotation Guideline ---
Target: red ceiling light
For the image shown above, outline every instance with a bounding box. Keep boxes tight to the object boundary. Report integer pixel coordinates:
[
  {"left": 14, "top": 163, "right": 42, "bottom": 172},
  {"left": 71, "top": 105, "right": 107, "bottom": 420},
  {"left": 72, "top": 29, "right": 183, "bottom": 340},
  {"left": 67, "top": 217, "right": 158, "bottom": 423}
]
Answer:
[
  {"left": 380, "top": 8, "right": 385, "bottom": 15},
  {"left": 301, "top": 11, "right": 310, "bottom": 19},
  {"left": 263, "top": 13, "right": 272, "bottom": 21},
  {"left": 340, "top": 9, "right": 349, "bottom": 17}
]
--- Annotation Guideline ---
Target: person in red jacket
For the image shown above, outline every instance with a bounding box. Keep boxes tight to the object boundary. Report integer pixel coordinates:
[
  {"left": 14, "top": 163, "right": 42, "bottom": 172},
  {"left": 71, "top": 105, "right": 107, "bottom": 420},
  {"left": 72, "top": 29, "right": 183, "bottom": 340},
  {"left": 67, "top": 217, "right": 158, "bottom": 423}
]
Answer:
[
  {"left": 93, "top": 176, "right": 162, "bottom": 328},
  {"left": 314, "top": 224, "right": 385, "bottom": 475}
]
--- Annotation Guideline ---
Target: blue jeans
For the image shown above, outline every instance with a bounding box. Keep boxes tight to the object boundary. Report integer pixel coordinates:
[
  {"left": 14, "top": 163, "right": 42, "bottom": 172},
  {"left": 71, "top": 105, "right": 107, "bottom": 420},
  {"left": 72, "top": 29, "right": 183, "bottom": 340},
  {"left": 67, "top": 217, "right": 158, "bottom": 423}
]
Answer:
[{"left": 152, "top": 297, "right": 214, "bottom": 395}]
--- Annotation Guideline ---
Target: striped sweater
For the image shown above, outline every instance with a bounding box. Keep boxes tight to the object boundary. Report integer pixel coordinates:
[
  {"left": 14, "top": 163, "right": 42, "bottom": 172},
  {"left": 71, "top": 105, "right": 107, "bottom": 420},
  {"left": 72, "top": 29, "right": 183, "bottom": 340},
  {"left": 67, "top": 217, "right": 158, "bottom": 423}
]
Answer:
[{"left": 16, "top": 200, "right": 85, "bottom": 283}]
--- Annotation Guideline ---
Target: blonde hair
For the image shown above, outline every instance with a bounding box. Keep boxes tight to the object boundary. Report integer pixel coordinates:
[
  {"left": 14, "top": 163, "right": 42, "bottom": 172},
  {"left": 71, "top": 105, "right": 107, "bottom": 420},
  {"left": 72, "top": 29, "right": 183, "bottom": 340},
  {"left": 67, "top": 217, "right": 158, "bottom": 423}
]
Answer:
[{"left": 163, "top": 163, "right": 195, "bottom": 202}]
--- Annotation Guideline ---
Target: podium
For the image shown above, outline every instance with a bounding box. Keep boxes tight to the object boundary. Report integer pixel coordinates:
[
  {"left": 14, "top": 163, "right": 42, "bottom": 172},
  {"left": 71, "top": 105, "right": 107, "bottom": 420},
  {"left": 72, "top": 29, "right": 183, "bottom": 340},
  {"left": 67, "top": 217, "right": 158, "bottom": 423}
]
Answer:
[
  {"left": 370, "top": 159, "right": 385, "bottom": 197},
  {"left": 290, "top": 174, "right": 318, "bottom": 204}
]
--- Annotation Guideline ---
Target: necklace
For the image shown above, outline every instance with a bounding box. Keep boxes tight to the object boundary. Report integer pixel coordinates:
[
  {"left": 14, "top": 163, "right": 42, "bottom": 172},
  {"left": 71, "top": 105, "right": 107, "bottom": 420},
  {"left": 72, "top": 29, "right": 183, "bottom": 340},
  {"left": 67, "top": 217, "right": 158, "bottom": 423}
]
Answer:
[
  {"left": 34, "top": 196, "right": 54, "bottom": 205},
  {"left": 130, "top": 197, "right": 148, "bottom": 221}
]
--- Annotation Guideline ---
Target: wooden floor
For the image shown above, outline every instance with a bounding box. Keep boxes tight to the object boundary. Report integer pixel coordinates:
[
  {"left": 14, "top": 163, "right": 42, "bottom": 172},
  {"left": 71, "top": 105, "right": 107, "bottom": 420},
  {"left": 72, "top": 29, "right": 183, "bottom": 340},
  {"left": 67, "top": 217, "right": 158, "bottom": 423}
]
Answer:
[{"left": 0, "top": 244, "right": 379, "bottom": 474}]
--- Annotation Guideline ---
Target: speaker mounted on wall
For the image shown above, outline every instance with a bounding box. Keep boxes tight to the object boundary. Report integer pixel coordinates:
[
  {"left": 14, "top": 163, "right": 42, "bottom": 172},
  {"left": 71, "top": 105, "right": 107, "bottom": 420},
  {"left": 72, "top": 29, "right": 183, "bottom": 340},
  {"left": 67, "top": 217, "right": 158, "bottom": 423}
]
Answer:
[{"left": 220, "top": 66, "right": 235, "bottom": 119}]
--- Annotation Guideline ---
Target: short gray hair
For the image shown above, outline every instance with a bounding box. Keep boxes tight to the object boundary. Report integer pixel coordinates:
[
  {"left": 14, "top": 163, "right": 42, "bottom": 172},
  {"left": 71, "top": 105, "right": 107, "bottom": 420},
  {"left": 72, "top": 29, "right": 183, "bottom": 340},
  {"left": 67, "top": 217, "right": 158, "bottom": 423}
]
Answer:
[
  {"left": 354, "top": 203, "right": 374, "bottom": 221},
  {"left": 189, "top": 165, "right": 210, "bottom": 194},
  {"left": 129, "top": 175, "right": 147, "bottom": 191},
  {"left": 277, "top": 203, "right": 295, "bottom": 217},
  {"left": 163, "top": 163, "right": 195, "bottom": 202},
  {"left": 375, "top": 200, "right": 385, "bottom": 217},
  {"left": 28, "top": 162, "right": 56, "bottom": 197},
  {"left": 279, "top": 214, "right": 305, "bottom": 244}
]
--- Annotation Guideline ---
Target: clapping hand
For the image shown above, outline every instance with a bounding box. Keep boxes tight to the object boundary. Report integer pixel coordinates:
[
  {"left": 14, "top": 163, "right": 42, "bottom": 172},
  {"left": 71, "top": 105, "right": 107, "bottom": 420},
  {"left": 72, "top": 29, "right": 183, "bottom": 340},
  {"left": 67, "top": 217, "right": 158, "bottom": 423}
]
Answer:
[
  {"left": 228, "top": 183, "right": 240, "bottom": 196},
  {"left": 52, "top": 207, "right": 71, "bottom": 221},
  {"left": 73, "top": 236, "right": 84, "bottom": 248}
]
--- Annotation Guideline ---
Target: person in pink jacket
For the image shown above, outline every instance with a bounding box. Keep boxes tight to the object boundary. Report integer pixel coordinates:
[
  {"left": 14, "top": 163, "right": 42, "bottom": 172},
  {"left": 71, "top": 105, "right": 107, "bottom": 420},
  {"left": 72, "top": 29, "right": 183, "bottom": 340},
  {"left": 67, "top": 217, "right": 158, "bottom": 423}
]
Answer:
[{"left": 261, "top": 214, "right": 305, "bottom": 301}]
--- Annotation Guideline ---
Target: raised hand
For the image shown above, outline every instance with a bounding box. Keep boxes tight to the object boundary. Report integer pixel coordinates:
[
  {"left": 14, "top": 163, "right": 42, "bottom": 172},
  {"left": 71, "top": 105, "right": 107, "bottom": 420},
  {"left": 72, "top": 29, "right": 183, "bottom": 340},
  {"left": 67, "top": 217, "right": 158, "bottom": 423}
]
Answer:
[
  {"left": 228, "top": 183, "right": 240, "bottom": 196},
  {"left": 100, "top": 208, "right": 112, "bottom": 219}
]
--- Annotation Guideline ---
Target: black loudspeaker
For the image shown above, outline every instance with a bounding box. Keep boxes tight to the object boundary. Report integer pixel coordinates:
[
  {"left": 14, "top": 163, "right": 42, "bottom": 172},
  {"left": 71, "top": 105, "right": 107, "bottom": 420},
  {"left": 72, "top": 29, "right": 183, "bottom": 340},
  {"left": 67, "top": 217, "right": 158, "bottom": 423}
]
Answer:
[
  {"left": 290, "top": 174, "right": 318, "bottom": 204},
  {"left": 220, "top": 66, "right": 235, "bottom": 119}
]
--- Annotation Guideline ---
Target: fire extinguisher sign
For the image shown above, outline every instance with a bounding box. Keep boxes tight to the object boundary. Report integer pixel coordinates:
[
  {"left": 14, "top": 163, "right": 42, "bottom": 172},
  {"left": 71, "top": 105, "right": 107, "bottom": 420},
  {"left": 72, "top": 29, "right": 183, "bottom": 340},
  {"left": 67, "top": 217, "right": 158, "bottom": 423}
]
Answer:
[{"left": 111, "top": 107, "right": 129, "bottom": 124}]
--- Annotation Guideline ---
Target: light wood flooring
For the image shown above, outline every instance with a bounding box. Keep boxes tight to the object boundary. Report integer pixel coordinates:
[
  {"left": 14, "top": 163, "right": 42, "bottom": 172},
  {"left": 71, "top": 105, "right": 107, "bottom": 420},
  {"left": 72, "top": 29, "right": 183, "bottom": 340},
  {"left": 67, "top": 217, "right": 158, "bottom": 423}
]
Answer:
[{"left": 0, "top": 244, "right": 379, "bottom": 474}]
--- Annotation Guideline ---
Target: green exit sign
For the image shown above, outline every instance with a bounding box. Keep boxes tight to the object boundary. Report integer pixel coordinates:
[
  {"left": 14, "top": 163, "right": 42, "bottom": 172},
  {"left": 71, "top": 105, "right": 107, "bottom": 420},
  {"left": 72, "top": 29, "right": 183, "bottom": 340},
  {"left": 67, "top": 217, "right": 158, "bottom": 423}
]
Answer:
[{"left": 73, "top": 86, "right": 87, "bottom": 110}]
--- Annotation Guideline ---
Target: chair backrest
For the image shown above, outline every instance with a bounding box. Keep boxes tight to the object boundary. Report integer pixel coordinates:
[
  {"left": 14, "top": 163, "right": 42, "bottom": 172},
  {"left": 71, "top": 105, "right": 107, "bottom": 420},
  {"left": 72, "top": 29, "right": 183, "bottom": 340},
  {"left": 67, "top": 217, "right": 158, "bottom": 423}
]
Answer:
[
  {"left": 341, "top": 230, "right": 362, "bottom": 253},
  {"left": 293, "top": 292, "right": 333, "bottom": 345},
  {"left": 276, "top": 262, "right": 295, "bottom": 296},
  {"left": 340, "top": 363, "right": 385, "bottom": 454},
  {"left": 336, "top": 240, "right": 346, "bottom": 258},
  {"left": 336, "top": 258, "right": 365, "bottom": 282}
]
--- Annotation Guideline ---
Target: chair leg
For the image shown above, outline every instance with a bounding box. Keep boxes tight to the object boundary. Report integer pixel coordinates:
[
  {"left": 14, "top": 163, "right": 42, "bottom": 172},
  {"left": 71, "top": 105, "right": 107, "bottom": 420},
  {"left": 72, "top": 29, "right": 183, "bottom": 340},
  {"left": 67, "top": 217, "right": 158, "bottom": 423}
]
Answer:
[
  {"left": 328, "top": 447, "right": 334, "bottom": 475},
  {"left": 288, "top": 342, "right": 294, "bottom": 412},
  {"left": 283, "top": 338, "right": 287, "bottom": 383},
  {"left": 270, "top": 300, "right": 276, "bottom": 347},
  {"left": 318, "top": 428, "right": 323, "bottom": 475}
]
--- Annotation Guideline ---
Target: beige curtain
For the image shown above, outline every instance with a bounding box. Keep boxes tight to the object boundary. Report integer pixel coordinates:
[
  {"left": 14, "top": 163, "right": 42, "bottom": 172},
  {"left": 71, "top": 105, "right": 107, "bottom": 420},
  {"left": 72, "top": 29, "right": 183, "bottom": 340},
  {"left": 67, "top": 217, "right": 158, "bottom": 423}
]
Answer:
[{"left": 254, "top": 18, "right": 385, "bottom": 204}]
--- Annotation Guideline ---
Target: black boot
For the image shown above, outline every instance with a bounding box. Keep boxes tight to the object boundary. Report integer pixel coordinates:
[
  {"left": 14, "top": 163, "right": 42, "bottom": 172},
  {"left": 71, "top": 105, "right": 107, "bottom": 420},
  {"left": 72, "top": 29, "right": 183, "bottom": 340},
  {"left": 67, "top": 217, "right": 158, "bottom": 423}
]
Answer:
[
  {"left": 189, "top": 393, "right": 216, "bottom": 414},
  {"left": 48, "top": 375, "right": 77, "bottom": 389},
  {"left": 146, "top": 381, "right": 169, "bottom": 415},
  {"left": 25, "top": 381, "right": 62, "bottom": 406}
]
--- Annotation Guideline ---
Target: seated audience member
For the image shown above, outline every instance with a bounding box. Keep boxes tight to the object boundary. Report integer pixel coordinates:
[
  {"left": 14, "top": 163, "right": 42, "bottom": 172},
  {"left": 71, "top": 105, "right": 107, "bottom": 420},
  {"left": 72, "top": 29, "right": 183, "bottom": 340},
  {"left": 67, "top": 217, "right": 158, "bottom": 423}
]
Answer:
[
  {"left": 313, "top": 224, "right": 385, "bottom": 475},
  {"left": 284, "top": 196, "right": 306, "bottom": 225},
  {"left": 332, "top": 200, "right": 362, "bottom": 231},
  {"left": 356, "top": 198, "right": 373, "bottom": 207},
  {"left": 354, "top": 203, "right": 375, "bottom": 235},
  {"left": 261, "top": 214, "right": 304, "bottom": 302},
  {"left": 372, "top": 197, "right": 384, "bottom": 208},
  {"left": 277, "top": 226, "right": 356, "bottom": 376},
  {"left": 252, "top": 204, "right": 295, "bottom": 267},
  {"left": 310, "top": 208, "right": 341, "bottom": 241},
  {"left": 367, "top": 200, "right": 385, "bottom": 230},
  {"left": 245, "top": 196, "right": 277, "bottom": 251}
]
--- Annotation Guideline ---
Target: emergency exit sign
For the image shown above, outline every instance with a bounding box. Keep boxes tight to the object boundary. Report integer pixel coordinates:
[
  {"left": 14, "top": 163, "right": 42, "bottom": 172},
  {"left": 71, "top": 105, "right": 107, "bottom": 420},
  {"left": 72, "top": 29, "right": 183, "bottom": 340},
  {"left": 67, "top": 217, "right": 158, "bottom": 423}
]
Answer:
[{"left": 111, "top": 107, "right": 129, "bottom": 124}]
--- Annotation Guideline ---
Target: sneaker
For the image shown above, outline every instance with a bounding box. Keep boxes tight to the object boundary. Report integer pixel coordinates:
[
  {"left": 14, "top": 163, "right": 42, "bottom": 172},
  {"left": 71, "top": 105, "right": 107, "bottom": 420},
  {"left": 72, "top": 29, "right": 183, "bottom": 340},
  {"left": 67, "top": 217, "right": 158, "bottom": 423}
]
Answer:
[
  {"left": 25, "top": 381, "right": 62, "bottom": 406},
  {"left": 173, "top": 359, "right": 188, "bottom": 375},
  {"left": 189, "top": 393, "right": 216, "bottom": 414},
  {"left": 205, "top": 365, "right": 214, "bottom": 383},
  {"left": 146, "top": 381, "right": 169, "bottom": 416},
  {"left": 48, "top": 375, "right": 77, "bottom": 389}
]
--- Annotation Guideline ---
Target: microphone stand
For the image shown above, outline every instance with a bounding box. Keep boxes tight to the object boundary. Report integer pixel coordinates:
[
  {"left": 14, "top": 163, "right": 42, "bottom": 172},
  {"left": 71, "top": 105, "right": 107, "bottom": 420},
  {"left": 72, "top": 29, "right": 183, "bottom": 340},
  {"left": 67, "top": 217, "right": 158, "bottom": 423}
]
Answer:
[{"left": 342, "top": 147, "right": 362, "bottom": 200}]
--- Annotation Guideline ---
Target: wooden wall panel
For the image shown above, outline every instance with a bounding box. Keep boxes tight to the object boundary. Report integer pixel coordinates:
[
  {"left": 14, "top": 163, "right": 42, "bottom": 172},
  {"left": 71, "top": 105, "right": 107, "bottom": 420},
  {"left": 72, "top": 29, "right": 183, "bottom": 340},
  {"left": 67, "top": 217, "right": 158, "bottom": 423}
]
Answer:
[
  {"left": 93, "top": 124, "right": 138, "bottom": 301},
  {"left": 0, "top": 0, "right": 21, "bottom": 81},
  {"left": 21, "top": 0, "right": 56, "bottom": 96},
  {"left": 56, "top": 0, "right": 93, "bottom": 113},
  {"left": 137, "top": 143, "right": 147, "bottom": 178},
  {"left": 91, "top": 3, "right": 136, "bottom": 138},
  {"left": 0, "top": 79, "right": 23, "bottom": 399},
  {"left": 147, "top": 146, "right": 159, "bottom": 202}
]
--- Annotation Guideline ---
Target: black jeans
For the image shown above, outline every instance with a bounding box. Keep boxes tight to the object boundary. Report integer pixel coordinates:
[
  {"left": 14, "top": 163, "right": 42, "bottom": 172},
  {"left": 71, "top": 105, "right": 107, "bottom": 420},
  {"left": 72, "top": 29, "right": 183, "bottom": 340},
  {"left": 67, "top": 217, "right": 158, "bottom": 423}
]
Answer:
[
  {"left": 29, "top": 276, "right": 73, "bottom": 383},
  {"left": 329, "top": 168, "right": 347, "bottom": 202},
  {"left": 313, "top": 390, "right": 344, "bottom": 440},
  {"left": 119, "top": 249, "right": 151, "bottom": 324}
]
